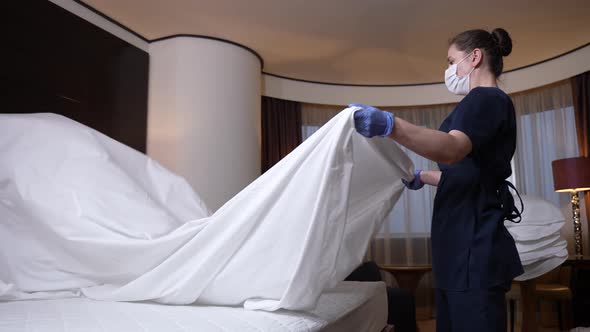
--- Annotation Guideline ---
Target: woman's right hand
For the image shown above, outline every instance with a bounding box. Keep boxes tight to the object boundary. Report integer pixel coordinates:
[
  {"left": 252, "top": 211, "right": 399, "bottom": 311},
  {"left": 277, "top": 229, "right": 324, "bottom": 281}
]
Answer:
[{"left": 349, "top": 103, "right": 394, "bottom": 138}]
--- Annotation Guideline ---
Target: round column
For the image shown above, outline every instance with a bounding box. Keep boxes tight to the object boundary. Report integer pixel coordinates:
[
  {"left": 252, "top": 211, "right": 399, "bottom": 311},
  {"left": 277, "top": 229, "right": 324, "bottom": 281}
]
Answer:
[{"left": 148, "top": 36, "right": 262, "bottom": 211}]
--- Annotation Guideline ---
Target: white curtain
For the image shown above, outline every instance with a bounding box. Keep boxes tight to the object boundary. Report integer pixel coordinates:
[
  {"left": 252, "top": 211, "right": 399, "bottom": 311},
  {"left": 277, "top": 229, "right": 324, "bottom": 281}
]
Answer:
[{"left": 511, "top": 81, "right": 578, "bottom": 204}]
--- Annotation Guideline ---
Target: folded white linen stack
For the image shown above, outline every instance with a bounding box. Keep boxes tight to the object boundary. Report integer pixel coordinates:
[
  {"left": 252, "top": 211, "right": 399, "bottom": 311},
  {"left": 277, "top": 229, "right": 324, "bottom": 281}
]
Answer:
[
  {"left": 505, "top": 195, "right": 568, "bottom": 280},
  {"left": 0, "top": 108, "right": 413, "bottom": 311}
]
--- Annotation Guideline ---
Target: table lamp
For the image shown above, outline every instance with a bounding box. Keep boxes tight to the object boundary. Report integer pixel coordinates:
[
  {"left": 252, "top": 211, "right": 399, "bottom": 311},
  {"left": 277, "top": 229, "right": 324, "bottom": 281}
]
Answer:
[{"left": 552, "top": 157, "right": 590, "bottom": 257}]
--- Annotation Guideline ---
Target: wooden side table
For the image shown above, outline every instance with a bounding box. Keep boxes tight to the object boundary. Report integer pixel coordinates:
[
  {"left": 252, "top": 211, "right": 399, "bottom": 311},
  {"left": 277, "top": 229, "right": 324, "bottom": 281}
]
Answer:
[
  {"left": 378, "top": 265, "right": 432, "bottom": 295},
  {"left": 518, "top": 255, "right": 590, "bottom": 332}
]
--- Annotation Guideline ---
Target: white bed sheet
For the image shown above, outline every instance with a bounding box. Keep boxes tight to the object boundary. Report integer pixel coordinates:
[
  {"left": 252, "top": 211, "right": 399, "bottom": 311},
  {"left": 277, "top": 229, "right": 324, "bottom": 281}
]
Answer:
[
  {"left": 0, "top": 110, "right": 412, "bottom": 311},
  {"left": 0, "top": 281, "right": 387, "bottom": 332}
]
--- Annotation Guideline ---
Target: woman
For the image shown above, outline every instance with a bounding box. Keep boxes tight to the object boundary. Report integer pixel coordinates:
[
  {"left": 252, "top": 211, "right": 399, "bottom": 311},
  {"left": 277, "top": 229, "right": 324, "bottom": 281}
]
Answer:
[{"left": 351, "top": 28, "right": 523, "bottom": 331}]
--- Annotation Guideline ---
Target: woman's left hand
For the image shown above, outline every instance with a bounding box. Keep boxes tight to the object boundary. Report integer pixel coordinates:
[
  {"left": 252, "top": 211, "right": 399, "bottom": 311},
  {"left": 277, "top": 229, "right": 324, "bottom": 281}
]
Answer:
[{"left": 402, "top": 169, "right": 425, "bottom": 190}]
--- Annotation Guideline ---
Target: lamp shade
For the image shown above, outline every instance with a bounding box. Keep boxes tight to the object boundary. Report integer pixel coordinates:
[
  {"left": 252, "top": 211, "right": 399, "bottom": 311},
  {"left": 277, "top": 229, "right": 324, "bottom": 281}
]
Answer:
[{"left": 552, "top": 157, "right": 590, "bottom": 192}]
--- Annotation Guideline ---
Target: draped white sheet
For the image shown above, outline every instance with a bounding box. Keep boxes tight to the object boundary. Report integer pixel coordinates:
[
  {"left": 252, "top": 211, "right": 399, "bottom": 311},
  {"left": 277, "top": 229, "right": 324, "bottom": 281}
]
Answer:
[{"left": 0, "top": 108, "right": 413, "bottom": 311}]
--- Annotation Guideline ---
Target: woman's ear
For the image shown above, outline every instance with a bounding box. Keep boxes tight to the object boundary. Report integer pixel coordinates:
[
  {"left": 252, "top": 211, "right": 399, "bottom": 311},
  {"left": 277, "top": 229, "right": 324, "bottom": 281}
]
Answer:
[{"left": 472, "top": 48, "right": 484, "bottom": 68}]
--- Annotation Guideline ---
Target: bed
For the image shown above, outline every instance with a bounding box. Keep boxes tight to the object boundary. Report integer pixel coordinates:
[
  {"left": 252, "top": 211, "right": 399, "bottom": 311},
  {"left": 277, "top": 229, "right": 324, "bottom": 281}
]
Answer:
[{"left": 0, "top": 281, "right": 388, "bottom": 332}]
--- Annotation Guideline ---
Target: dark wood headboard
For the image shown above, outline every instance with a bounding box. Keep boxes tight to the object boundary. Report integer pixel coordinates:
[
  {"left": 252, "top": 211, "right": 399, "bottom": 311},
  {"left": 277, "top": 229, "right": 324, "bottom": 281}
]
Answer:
[{"left": 1, "top": 0, "right": 149, "bottom": 153}]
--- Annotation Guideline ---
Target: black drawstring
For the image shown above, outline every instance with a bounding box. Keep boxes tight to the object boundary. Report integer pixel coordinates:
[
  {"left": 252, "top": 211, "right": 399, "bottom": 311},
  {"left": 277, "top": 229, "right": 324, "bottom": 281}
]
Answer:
[{"left": 499, "top": 181, "right": 524, "bottom": 223}]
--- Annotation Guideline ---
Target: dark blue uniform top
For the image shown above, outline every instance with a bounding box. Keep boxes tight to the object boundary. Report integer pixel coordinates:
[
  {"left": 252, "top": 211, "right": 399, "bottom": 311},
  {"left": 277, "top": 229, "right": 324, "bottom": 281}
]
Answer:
[{"left": 433, "top": 86, "right": 524, "bottom": 290}]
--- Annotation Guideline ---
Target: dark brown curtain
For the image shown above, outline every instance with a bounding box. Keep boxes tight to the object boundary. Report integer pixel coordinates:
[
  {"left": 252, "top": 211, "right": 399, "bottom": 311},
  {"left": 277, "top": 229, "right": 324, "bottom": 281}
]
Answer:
[
  {"left": 571, "top": 71, "right": 590, "bottom": 245},
  {"left": 261, "top": 96, "right": 302, "bottom": 173}
]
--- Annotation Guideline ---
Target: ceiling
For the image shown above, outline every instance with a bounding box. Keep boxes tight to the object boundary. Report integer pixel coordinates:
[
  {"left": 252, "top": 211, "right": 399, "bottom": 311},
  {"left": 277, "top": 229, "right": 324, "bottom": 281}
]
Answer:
[{"left": 82, "top": 0, "right": 590, "bottom": 86}]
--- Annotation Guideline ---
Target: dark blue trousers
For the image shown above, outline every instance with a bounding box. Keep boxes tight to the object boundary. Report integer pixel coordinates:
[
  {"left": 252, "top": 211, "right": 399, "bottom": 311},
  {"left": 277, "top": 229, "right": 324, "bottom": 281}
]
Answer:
[{"left": 435, "top": 282, "right": 510, "bottom": 332}]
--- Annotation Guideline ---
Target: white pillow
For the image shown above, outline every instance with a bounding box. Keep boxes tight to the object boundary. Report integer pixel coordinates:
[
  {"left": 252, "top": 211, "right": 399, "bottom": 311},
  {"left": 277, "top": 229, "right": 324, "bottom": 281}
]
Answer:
[
  {"left": 518, "top": 239, "right": 567, "bottom": 264},
  {"left": 507, "top": 223, "right": 563, "bottom": 241},
  {"left": 514, "top": 233, "right": 561, "bottom": 253},
  {"left": 515, "top": 253, "right": 568, "bottom": 281},
  {"left": 505, "top": 194, "right": 565, "bottom": 227}
]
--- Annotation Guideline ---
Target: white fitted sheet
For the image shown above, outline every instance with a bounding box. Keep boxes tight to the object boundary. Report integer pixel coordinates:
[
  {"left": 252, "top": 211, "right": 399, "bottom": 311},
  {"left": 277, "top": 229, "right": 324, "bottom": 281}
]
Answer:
[
  {"left": 0, "top": 281, "right": 387, "bottom": 332},
  {"left": 321, "top": 282, "right": 388, "bottom": 332}
]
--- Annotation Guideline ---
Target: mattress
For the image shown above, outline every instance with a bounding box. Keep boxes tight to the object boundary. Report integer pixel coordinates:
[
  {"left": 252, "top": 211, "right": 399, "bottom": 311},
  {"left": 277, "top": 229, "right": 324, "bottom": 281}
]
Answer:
[{"left": 0, "top": 281, "right": 387, "bottom": 332}]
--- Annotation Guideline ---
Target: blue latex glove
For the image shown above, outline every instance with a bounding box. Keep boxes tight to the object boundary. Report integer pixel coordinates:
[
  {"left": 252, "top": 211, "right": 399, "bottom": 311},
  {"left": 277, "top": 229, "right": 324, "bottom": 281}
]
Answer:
[
  {"left": 402, "top": 169, "right": 424, "bottom": 190},
  {"left": 349, "top": 103, "right": 394, "bottom": 138}
]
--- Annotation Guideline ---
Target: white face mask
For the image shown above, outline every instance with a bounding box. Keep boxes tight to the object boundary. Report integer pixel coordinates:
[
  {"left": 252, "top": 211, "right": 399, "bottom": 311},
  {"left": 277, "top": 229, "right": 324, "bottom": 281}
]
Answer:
[{"left": 444, "top": 51, "right": 475, "bottom": 96}]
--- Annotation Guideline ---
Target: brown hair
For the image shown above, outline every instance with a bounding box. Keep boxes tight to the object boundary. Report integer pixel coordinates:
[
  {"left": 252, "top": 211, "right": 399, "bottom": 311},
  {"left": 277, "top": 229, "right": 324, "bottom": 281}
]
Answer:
[{"left": 449, "top": 28, "right": 512, "bottom": 78}]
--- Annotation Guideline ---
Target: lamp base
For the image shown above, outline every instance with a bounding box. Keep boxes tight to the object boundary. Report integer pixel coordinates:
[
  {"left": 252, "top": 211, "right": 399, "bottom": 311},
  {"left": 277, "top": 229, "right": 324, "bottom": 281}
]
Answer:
[{"left": 571, "top": 191, "right": 584, "bottom": 257}]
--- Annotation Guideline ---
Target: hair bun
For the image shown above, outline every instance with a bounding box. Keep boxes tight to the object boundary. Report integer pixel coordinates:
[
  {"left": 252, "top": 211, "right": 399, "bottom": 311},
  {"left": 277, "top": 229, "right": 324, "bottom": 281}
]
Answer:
[{"left": 491, "top": 28, "right": 512, "bottom": 57}]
